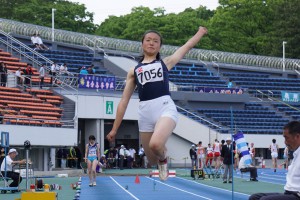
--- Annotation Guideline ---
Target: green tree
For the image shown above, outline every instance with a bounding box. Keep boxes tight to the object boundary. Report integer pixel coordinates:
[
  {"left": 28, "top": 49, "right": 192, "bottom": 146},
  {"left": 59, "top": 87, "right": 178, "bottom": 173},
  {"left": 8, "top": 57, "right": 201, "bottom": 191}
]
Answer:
[
  {"left": 1, "top": 0, "right": 97, "bottom": 34},
  {"left": 208, "top": 0, "right": 276, "bottom": 55},
  {"left": 270, "top": 0, "right": 300, "bottom": 58}
]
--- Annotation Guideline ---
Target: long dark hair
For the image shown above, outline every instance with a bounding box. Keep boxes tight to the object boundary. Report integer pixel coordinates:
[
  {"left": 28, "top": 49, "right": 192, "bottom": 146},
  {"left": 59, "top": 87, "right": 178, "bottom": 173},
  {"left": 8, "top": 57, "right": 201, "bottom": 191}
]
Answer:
[{"left": 139, "top": 30, "right": 163, "bottom": 62}]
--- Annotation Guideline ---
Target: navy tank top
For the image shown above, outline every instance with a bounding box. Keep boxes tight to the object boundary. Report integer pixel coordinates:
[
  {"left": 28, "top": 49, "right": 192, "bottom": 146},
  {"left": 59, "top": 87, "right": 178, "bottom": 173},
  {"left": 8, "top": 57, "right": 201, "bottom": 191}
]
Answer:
[{"left": 134, "top": 59, "right": 170, "bottom": 101}]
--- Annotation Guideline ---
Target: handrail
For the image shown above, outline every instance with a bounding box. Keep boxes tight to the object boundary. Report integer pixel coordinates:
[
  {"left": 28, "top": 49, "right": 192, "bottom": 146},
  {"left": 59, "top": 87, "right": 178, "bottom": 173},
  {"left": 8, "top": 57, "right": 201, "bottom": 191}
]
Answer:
[
  {"left": 176, "top": 106, "right": 224, "bottom": 131},
  {"left": 0, "top": 29, "right": 53, "bottom": 71},
  {"left": 1, "top": 18, "right": 300, "bottom": 71}
]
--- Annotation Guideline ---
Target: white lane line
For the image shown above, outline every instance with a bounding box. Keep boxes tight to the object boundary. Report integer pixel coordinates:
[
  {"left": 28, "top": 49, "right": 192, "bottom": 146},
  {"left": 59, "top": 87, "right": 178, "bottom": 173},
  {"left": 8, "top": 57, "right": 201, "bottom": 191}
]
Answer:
[
  {"left": 145, "top": 177, "right": 212, "bottom": 200},
  {"left": 110, "top": 176, "right": 140, "bottom": 200},
  {"left": 176, "top": 177, "right": 250, "bottom": 197}
]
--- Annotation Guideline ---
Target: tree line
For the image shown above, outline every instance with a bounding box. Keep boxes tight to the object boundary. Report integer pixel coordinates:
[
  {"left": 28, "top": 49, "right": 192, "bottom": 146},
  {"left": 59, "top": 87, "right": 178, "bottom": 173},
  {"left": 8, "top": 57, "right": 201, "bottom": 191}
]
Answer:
[{"left": 0, "top": 0, "right": 299, "bottom": 59}]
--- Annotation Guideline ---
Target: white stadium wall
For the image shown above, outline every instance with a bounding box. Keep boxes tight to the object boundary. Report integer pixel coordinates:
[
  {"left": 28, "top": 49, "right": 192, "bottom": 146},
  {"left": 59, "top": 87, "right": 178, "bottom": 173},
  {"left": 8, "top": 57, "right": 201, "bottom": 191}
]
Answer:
[{"left": 0, "top": 125, "right": 77, "bottom": 146}]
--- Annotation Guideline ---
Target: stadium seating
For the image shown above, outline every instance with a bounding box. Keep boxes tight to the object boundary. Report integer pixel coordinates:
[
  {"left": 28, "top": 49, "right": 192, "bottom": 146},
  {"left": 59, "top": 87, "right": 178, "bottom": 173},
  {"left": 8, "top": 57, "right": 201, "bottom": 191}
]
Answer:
[
  {"left": 169, "top": 64, "right": 227, "bottom": 89},
  {"left": 197, "top": 103, "right": 289, "bottom": 134},
  {"left": 222, "top": 71, "right": 300, "bottom": 98},
  {"left": 0, "top": 86, "right": 63, "bottom": 127}
]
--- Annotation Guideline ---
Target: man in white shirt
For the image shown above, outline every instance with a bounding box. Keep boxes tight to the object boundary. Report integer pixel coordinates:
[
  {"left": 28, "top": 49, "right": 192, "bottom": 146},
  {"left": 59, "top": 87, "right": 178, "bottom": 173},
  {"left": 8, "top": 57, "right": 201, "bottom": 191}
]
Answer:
[
  {"left": 36, "top": 34, "right": 49, "bottom": 50},
  {"left": 0, "top": 149, "right": 26, "bottom": 189},
  {"left": 239, "top": 154, "right": 258, "bottom": 181},
  {"left": 30, "top": 33, "right": 40, "bottom": 50},
  {"left": 15, "top": 67, "right": 23, "bottom": 84},
  {"left": 119, "top": 145, "right": 125, "bottom": 170},
  {"left": 39, "top": 65, "right": 45, "bottom": 89},
  {"left": 128, "top": 147, "right": 136, "bottom": 168},
  {"left": 50, "top": 63, "right": 57, "bottom": 85},
  {"left": 249, "top": 121, "right": 300, "bottom": 200}
]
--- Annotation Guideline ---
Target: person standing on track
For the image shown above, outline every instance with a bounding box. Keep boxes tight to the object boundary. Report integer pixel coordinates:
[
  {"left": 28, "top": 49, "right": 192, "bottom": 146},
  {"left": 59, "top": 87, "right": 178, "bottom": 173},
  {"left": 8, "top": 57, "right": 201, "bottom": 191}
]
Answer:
[
  {"left": 84, "top": 135, "right": 100, "bottom": 187},
  {"left": 270, "top": 138, "right": 279, "bottom": 172},
  {"left": 106, "top": 26, "right": 208, "bottom": 181},
  {"left": 213, "top": 139, "right": 221, "bottom": 170}
]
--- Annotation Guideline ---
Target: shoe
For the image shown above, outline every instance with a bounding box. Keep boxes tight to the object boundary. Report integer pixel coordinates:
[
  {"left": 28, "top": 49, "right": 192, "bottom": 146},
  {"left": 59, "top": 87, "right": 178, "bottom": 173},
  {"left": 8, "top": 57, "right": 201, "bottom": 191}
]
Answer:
[
  {"left": 158, "top": 158, "right": 168, "bottom": 181},
  {"left": 93, "top": 182, "right": 96, "bottom": 186},
  {"left": 228, "top": 180, "right": 232, "bottom": 183},
  {"left": 251, "top": 179, "right": 258, "bottom": 182},
  {"left": 89, "top": 183, "right": 93, "bottom": 187},
  {"left": 223, "top": 181, "right": 227, "bottom": 183}
]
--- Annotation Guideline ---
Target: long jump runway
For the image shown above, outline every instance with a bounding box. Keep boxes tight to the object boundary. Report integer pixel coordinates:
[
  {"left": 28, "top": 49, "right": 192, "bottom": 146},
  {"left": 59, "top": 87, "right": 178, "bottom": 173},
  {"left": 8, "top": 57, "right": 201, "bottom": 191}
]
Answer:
[{"left": 79, "top": 176, "right": 249, "bottom": 200}]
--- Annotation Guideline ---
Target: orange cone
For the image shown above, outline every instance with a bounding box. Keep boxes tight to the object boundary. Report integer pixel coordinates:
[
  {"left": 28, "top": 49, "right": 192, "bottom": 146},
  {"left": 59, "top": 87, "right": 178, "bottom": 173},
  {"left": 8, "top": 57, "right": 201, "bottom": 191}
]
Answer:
[{"left": 135, "top": 175, "right": 140, "bottom": 184}]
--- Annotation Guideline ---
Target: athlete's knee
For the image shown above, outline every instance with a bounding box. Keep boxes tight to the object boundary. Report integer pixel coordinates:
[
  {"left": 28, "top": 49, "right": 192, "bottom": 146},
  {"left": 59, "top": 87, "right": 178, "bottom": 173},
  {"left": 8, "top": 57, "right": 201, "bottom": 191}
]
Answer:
[{"left": 149, "top": 141, "right": 163, "bottom": 153}]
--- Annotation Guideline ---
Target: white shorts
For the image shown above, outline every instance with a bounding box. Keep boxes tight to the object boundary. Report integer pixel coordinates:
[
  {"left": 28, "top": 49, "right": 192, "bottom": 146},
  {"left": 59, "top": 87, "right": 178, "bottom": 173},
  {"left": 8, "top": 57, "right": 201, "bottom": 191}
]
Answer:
[
  {"left": 138, "top": 95, "right": 178, "bottom": 132},
  {"left": 271, "top": 152, "right": 278, "bottom": 158}
]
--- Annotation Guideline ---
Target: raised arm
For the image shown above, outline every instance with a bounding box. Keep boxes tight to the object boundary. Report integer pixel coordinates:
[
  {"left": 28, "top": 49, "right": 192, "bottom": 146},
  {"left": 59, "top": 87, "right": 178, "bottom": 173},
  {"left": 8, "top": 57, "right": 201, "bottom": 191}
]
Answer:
[
  {"left": 106, "top": 68, "right": 136, "bottom": 142},
  {"left": 163, "top": 26, "right": 208, "bottom": 70}
]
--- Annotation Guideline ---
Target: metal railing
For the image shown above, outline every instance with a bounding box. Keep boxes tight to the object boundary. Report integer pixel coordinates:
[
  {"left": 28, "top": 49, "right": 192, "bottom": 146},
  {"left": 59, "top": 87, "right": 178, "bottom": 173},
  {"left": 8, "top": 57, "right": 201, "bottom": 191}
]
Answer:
[
  {"left": 0, "top": 29, "right": 53, "bottom": 71},
  {"left": 1, "top": 18, "right": 300, "bottom": 70}
]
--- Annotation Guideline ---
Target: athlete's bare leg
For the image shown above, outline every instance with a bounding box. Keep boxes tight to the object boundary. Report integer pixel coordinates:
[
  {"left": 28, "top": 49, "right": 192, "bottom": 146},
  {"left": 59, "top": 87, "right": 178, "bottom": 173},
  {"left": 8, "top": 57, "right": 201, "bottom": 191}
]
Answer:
[{"left": 140, "top": 117, "right": 176, "bottom": 165}]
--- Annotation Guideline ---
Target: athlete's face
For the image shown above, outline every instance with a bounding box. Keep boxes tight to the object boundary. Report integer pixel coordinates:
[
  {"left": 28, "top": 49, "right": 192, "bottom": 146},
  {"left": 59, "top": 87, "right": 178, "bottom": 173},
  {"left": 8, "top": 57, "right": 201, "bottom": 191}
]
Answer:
[{"left": 142, "top": 32, "right": 161, "bottom": 56}]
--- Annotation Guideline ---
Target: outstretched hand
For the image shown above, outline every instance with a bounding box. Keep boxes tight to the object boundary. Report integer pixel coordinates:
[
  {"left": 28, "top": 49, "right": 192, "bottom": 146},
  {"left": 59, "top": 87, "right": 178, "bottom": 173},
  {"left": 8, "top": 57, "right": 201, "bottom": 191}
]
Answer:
[
  {"left": 106, "top": 130, "right": 117, "bottom": 142},
  {"left": 199, "top": 26, "right": 208, "bottom": 35}
]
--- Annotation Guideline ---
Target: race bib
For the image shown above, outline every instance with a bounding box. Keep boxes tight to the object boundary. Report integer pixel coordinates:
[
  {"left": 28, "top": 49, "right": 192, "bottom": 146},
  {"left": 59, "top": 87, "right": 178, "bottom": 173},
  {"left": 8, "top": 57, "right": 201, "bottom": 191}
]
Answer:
[{"left": 135, "top": 62, "right": 164, "bottom": 85}]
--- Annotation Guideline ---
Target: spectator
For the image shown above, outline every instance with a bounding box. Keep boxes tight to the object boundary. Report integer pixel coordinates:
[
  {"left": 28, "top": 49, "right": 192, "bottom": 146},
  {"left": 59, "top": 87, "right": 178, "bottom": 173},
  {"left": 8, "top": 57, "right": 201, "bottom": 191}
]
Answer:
[
  {"left": 227, "top": 79, "right": 233, "bottom": 88},
  {"left": 80, "top": 66, "right": 88, "bottom": 75},
  {"left": 119, "top": 145, "right": 125, "bottom": 170},
  {"left": 59, "top": 63, "right": 69, "bottom": 76},
  {"left": 74, "top": 146, "right": 82, "bottom": 169},
  {"left": 50, "top": 63, "right": 57, "bottom": 84},
  {"left": 30, "top": 33, "right": 40, "bottom": 50},
  {"left": 269, "top": 138, "right": 279, "bottom": 172},
  {"left": 239, "top": 154, "right": 258, "bottom": 181},
  {"left": 23, "top": 64, "right": 33, "bottom": 86},
  {"left": 1, "top": 149, "right": 26, "bottom": 191},
  {"left": 249, "top": 121, "right": 300, "bottom": 200},
  {"left": 39, "top": 65, "right": 45, "bottom": 89},
  {"left": 0, "top": 62, "right": 7, "bottom": 87},
  {"left": 189, "top": 144, "right": 197, "bottom": 169},
  {"left": 97, "top": 155, "right": 107, "bottom": 173},
  {"left": 128, "top": 147, "right": 136, "bottom": 168},
  {"left": 15, "top": 67, "right": 23, "bottom": 85},
  {"left": 221, "top": 137, "right": 234, "bottom": 183},
  {"left": 138, "top": 144, "right": 145, "bottom": 168},
  {"left": 36, "top": 34, "right": 49, "bottom": 50},
  {"left": 56, "top": 148, "right": 67, "bottom": 168},
  {"left": 87, "top": 65, "right": 95, "bottom": 74}
]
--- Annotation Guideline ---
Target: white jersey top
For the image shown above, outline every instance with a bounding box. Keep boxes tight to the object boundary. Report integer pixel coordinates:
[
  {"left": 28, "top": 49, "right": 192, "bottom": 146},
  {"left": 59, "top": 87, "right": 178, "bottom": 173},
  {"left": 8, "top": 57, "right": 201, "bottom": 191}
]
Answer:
[
  {"left": 213, "top": 142, "right": 221, "bottom": 153},
  {"left": 207, "top": 147, "right": 213, "bottom": 154},
  {"left": 270, "top": 143, "right": 278, "bottom": 153}
]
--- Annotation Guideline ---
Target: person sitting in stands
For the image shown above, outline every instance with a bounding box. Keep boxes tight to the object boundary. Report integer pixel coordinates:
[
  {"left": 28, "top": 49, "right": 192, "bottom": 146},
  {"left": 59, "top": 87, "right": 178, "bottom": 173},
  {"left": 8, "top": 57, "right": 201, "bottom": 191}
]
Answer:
[
  {"left": 30, "top": 33, "right": 40, "bottom": 50},
  {"left": 0, "top": 149, "right": 26, "bottom": 191},
  {"left": 36, "top": 34, "right": 49, "bottom": 50},
  {"left": 80, "top": 67, "right": 88, "bottom": 75}
]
